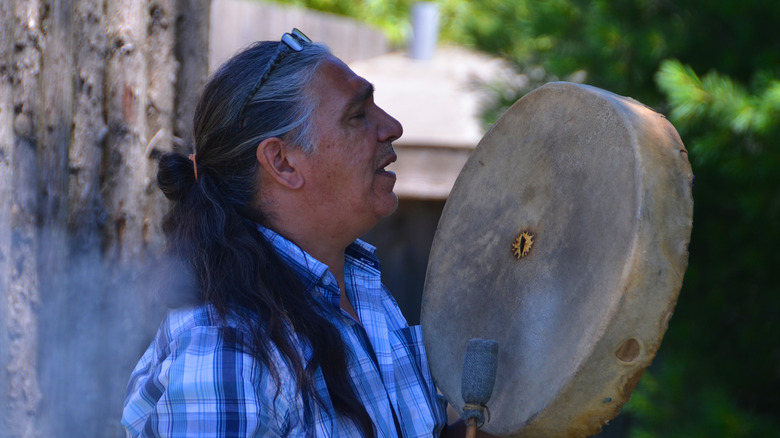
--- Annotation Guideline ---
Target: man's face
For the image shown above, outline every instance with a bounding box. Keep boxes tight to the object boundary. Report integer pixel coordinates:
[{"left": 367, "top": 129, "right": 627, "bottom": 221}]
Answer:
[{"left": 300, "top": 56, "right": 403, "bottom": 240}]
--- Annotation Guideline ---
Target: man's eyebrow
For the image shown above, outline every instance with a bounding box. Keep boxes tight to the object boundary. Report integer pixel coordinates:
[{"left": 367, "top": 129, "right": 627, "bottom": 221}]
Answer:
[{"left": 345, "top": 82, "right": 375, "bottom": 112}]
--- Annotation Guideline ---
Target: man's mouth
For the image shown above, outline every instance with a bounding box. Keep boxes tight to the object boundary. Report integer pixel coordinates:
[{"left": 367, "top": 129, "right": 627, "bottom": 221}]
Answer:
[{"left": 376, "top": 153, "right": 397, "bottom": 175}]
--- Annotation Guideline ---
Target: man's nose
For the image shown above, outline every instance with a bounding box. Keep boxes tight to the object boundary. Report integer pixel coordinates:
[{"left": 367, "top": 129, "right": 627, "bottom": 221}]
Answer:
[{"left": 377, "top": 107, "right": 403, "bottom": 143}]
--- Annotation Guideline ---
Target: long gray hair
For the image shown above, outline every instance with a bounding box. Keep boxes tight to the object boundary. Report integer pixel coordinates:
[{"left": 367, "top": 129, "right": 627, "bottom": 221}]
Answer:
[
  {"left": 156, "top": 40, "right": 375, "bottom": 436},
  {"left": 188, "top": 41, "right": 330, "bottom": 207}
]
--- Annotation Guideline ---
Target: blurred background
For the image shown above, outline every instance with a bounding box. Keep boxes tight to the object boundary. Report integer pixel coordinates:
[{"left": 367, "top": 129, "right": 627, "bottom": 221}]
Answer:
[{"left": 0, "top": 0, "right": 778, "bottom": 436}]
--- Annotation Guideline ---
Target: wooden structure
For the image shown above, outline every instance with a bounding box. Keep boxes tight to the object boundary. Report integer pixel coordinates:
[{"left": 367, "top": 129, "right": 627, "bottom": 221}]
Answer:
[{"left": 0, "top": 1, "right": 210, "bottom": 435}]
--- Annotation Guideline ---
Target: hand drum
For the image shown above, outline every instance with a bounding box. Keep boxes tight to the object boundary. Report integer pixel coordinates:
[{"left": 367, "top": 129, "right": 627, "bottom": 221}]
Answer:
[{"left": 421, "top": 82, "right": 693, "bottom": 437}]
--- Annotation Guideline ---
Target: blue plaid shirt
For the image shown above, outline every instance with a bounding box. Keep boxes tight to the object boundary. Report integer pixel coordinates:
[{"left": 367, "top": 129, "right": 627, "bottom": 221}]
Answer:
[{"left": 122, "top": 227, "right": 448, "bottom": 437}]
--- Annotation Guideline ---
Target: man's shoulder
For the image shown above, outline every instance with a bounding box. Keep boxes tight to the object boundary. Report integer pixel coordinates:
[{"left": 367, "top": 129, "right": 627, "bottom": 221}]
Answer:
[
  {"left": 152, "top": 304, "right": 250, "bottom": 357},
  {"left": 164, "top": 303, "right": 222, "bottom": 335}
]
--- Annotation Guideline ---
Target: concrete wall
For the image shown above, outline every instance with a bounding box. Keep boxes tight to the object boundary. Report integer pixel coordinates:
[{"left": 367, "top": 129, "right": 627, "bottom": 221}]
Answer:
[{"left": 209, "top": 0, "right": 388, "bottom": 72}]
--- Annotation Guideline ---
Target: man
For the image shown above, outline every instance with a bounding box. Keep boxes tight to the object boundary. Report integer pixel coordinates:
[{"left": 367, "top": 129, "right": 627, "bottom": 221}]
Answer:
[{"left": 122, "top": 29, "right": 488, "bottom": 437}]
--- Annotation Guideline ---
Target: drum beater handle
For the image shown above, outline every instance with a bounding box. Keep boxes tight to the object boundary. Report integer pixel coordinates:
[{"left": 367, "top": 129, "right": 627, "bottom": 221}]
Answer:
[{"left": 461, "top": 338, "right": 499, "bottom": 437}]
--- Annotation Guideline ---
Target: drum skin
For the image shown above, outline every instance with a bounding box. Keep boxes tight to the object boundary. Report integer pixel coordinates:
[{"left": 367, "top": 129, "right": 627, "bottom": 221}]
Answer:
[{"left": 421, "top": 82, "right": 693, "bottom": 437}]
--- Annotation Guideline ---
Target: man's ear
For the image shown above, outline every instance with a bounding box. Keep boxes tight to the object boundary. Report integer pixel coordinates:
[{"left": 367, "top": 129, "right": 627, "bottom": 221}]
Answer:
[{"left": 255, "top": 137, "right": 305, "bottom": 189}]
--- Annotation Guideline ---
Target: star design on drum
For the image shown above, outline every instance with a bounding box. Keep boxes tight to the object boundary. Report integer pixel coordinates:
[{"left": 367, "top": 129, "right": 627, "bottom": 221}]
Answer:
[{"left": 512, "top": 231, "right": 534, "bottom": 259}]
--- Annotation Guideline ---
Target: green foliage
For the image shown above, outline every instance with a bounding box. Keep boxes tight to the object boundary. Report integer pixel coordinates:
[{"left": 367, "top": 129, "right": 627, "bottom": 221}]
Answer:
[
  {"left": 658, "top": 60, "right": 780, "bottom": 138},
  {"left": 632, "top": 57, "right": 780, "bottom": 436},
  {"left": 268, "top": 0, "right": 416, "bottom": 45},
  {"left": 436, "top": 0, "right": 688, "bottom": 104},
  {"left": 626, "top": 367, "right": 780, "bottom": 437}
]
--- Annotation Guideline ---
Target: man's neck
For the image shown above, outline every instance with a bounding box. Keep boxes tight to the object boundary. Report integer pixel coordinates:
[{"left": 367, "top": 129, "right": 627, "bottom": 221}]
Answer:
[
  {"left": 256, "top": 191, "right": 367, "bottom": 322},
  {"left": 264, "top": 220, "right": 363, "bottom": 322}
]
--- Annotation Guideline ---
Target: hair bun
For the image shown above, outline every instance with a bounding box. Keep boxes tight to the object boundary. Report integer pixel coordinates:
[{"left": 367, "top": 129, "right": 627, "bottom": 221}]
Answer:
[{"left": 157, "top": 153, "right": 197, "bottom": 201}]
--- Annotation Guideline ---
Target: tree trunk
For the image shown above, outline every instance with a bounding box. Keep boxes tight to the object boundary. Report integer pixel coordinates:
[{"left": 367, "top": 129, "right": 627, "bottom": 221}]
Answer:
[
  {"left": 0, "top": 1, "right": 211, "bottom": 436},
  {"left": 174, "top": 0, "right": 211, "bottom": 149},
  {"left": 1, "top": 1, "right": 44, "bottom": 436}
]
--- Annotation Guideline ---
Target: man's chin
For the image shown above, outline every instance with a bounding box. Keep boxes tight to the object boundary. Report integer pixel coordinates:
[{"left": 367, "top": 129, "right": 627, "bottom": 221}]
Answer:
[{"left": 377, "top": 192, "right": 399, "bottom": 220}]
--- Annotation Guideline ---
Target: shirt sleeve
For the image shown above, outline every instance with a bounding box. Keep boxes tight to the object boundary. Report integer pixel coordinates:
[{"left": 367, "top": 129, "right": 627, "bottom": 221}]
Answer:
[{"left": 122, "top": 326, "right": 297, "bottom": 437}]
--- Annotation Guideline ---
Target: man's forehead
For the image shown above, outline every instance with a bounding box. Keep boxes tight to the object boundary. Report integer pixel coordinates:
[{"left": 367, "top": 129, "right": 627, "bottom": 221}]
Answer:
[{"left": 315, "top": 57, "right": 374, "bottom": 106}]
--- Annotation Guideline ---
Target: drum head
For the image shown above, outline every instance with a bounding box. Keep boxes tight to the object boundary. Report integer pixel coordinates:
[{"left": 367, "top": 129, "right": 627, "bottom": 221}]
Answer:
[{"left": 421, "top": 82, "right": 693, "bottom": 437}]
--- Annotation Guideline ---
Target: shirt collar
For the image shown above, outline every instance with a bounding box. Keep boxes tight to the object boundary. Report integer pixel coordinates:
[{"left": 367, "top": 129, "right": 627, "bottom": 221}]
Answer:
[{"left": 256, "top": 224, "right": 382, "bottom": 294}]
